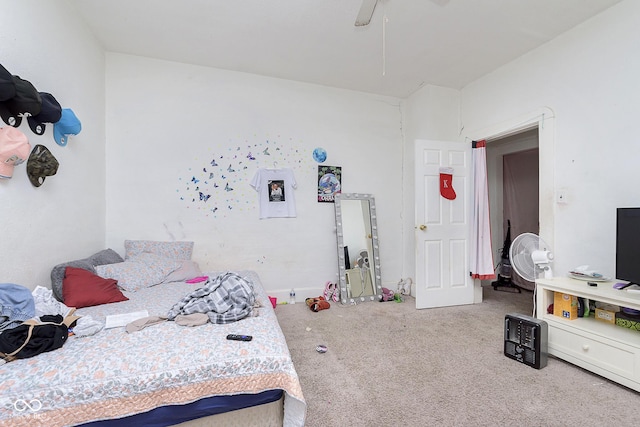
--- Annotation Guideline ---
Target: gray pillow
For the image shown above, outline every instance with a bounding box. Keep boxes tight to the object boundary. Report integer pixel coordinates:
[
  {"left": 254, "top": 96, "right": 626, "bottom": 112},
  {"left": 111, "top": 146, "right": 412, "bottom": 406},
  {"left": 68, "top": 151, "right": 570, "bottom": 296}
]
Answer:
[
  {"left": 50, "top": 249, "right": 124, "bottom": 302},
  {"left": 89, "top": 248, "right": 125, "bottom": 267}
]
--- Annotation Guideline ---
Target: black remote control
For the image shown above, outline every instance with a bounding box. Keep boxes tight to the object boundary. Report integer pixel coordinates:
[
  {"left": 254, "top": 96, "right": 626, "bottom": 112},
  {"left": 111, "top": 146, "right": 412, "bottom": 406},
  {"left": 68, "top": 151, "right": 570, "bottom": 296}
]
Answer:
[{"left": 226, "top": 334, "right": 253, "bottom": 341}]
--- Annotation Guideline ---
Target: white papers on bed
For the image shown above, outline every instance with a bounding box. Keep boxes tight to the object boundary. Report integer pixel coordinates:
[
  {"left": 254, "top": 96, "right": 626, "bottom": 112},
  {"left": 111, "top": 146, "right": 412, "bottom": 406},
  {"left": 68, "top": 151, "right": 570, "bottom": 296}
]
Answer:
[{"left": 105, "top": 310, "right": 149, "bottom": 329}]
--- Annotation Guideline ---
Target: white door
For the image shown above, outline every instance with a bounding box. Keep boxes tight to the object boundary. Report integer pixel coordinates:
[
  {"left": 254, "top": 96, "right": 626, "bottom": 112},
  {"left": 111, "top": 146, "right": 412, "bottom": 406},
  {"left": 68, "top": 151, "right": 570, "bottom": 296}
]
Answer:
[{"left": 415, "top": 139, "right": 474, "bottom": 309}]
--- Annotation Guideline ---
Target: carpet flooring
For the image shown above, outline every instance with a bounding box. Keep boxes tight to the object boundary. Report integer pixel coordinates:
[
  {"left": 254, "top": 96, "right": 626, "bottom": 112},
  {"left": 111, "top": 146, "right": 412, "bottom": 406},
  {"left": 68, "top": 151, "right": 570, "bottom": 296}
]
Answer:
[{"left": 275, "top": 285, "right": 640, "bottom": 426}]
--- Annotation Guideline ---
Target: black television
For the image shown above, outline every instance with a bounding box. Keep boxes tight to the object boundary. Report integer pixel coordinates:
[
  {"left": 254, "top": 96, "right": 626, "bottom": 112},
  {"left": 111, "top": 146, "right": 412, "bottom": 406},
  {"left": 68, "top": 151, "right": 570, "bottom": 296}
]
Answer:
[{"left": 616, "top": 208, "right": 640, "bottom": 286}]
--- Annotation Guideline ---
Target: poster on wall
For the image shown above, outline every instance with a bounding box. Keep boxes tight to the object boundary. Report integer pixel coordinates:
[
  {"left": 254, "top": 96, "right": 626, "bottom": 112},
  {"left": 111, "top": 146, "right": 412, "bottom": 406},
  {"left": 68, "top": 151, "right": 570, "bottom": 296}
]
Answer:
[{"left": 317, "top": 165, "right": 342, "bottom": 203}]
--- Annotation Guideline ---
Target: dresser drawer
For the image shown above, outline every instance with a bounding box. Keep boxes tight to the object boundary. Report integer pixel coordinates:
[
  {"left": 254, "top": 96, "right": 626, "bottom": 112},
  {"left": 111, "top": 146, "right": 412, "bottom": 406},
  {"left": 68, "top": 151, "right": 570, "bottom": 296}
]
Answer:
[{"left": 548, "top": 325, "right": 638, "bottom": 380}]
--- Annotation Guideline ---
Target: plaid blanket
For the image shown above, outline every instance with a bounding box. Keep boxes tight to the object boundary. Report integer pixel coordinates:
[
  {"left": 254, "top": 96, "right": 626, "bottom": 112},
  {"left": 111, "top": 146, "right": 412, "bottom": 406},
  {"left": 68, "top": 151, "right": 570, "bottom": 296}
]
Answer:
[{"left": 166, "top": 271, "right": 255, "bottom": 324}]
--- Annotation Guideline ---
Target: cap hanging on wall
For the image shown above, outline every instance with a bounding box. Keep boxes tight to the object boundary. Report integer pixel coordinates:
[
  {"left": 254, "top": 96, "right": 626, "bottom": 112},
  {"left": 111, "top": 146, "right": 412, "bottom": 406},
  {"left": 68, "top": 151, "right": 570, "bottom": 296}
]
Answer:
[
  {"left": 0, "top": 64, "right": 16, "bottom": 102},
  {"left": 53, "top": 108, "right": 81, "bottom": 146},
  {"left": 0, "top": 126, "right": 31, "bottom": 179},
  {"left": 27, "top": 93, "right": 62, "bottom": 136},
  {"left": 26, "top": 144, "right": 59, "bottom": 187},
  {"left": 0, "top": 76, "right": 41, "bottom": 127}
]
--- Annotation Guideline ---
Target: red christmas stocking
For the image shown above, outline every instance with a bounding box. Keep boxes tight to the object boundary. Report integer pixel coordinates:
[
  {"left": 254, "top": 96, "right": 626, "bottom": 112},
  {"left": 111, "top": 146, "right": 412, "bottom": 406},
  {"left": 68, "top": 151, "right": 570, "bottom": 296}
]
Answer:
[{"left": 439, "top": 167, "right": 456, "bottom": 200}]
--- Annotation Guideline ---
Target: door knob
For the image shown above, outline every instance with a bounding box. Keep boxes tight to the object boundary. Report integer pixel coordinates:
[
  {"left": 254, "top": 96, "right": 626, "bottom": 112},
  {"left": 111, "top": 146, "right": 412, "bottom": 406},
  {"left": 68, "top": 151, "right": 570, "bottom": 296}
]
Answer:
[{"left": 419, "top": 225, "right": 427, "bottom": 231}]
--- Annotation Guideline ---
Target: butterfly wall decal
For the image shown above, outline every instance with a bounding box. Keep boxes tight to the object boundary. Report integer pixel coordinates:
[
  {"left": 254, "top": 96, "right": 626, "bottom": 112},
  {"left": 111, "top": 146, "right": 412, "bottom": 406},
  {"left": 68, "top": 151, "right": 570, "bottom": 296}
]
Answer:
[
  {"left": 199, "top": 192, "right": 211, "bottom": 202},
  {"left": 225, "top": 183, "right": 233, "bottom": 192}
]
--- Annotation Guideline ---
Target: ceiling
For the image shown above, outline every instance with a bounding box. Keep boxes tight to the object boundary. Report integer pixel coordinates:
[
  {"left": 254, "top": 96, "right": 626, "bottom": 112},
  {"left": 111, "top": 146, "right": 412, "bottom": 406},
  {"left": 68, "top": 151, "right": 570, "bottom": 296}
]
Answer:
[{"left": 69, "top": 0, "right": 622, "bottom": 98}]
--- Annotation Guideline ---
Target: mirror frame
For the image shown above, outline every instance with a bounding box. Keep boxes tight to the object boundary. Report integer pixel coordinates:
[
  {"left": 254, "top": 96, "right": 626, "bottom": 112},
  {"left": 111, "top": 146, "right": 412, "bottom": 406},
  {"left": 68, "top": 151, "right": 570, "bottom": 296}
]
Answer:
[{"left": 334, "top": 193, "right": 382, "bottom": 304}]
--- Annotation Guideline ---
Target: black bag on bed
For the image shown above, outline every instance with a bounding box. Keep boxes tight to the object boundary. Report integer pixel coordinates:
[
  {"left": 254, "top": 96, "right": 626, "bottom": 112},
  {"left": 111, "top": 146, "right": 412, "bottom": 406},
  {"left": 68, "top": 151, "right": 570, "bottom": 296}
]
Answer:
[{"left": 0, "top": 314, "right": 70, "bottom": 362}]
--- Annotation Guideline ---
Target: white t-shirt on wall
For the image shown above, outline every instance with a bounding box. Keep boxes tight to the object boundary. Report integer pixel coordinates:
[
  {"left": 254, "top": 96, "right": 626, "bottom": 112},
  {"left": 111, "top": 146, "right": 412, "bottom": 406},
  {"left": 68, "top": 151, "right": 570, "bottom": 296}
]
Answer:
[{"left": 250, "top": 168, "right": 297, "bottom": 219}]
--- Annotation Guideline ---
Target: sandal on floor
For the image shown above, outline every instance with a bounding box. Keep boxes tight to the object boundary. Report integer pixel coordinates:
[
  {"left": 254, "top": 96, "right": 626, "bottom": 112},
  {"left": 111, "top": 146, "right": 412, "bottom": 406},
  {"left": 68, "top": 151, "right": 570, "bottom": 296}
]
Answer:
[
  {"left": 305, "top": 296, "right": 325, "bottom": 307},
  {"left": 311, "top": 300, "right": 331, "bottom": 312}
]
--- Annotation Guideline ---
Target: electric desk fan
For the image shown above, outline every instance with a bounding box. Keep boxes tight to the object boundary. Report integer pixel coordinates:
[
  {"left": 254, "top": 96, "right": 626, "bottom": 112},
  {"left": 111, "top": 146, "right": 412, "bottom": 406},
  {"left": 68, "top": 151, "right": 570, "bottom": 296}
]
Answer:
[
  {"left": 509, "top": 233, "right": 554, "bottom": 281},
  {"left": 503, "top": 233, "right": 552, "bottom": 369}
]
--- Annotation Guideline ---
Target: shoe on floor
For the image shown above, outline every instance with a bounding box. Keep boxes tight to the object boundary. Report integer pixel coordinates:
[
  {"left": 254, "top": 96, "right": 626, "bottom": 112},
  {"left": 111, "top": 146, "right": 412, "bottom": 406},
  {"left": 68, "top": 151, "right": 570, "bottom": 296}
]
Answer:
[{"left": 310, "top": 300, "right": 330, "bottom": 312}]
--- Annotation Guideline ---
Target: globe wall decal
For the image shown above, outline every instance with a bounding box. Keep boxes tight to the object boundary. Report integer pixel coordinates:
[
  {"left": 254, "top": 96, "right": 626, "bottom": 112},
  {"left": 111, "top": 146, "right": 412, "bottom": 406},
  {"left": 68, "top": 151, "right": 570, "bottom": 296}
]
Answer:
[{"left": 312, "top": 147, "right": 327, "bottom": 163}]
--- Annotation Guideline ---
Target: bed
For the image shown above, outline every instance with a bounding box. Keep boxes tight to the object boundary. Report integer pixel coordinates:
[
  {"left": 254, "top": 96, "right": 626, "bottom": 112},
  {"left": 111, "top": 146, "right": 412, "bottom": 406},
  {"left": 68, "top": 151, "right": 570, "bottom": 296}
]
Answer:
[{"left": 0, "top": 244, "right": 306, "bottom": 427}]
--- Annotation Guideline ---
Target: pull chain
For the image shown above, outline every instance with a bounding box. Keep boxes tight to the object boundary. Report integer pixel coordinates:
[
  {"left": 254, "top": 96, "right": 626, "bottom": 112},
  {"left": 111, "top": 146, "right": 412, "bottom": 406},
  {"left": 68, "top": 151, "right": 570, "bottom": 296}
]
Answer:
[{"left": 382, "top": 14, "right": 388, "bottom": 76}]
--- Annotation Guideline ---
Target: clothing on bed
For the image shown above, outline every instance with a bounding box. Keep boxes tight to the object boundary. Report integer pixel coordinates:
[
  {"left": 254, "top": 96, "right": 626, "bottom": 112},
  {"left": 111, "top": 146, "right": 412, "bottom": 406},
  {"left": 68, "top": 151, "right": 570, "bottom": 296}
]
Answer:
[
  {"left": 125, "top": 315, "right": 167, "bottom": 333},
  {"left": 31, "top": 285, "right": 72, "bottom": 318},
  {"left": 166, "top": 271, "right": 255, "bottom": 324},
  {"left": 0, "top": 314, "right": 72, "bottom": 362},
  {"left": 73, "top": 316, "right": 104, "bottom": 337},
  {"left": 0, "top": 283, "right": 35, "bottom": 332},
  {"left": 125, "top": 312, "right": 210, "bottom": 332}
]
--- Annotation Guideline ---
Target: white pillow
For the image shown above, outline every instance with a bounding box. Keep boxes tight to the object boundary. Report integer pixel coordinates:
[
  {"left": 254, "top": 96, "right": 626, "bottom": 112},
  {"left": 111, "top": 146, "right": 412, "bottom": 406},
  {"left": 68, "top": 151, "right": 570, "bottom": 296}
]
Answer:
[
  {"left": 124, "top": 240, "right": 194, "bottom": 261},
  {"left": 162, "top": 260, "right": 203, "bottom": 283},
  {"left": 96, "top": 253, "right": 181, "bottom": 292}
]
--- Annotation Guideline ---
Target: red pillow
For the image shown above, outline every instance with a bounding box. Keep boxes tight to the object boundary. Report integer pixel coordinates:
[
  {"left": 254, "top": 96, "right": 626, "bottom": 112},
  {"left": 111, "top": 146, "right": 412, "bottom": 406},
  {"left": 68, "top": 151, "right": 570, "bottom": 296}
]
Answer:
[{"left": 63, "top": 266, "right": 129, "bottom": 308}]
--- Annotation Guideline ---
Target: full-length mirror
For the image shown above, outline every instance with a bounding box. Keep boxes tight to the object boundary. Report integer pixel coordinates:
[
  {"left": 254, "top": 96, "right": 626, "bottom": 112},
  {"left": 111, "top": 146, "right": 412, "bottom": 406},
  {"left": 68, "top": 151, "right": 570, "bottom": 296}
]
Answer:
[{"left": 335, "top": 193, "right": 382, "bottom": 304}]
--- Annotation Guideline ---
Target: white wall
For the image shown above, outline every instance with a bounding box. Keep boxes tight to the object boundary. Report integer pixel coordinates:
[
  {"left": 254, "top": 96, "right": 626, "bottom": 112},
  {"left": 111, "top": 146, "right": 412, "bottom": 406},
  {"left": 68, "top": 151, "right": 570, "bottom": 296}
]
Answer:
[
  {"left": 104, "top": 54, "right": 404, "bottom": 300},
  {"left": 0, "top": 0, "right": 106, "bottom": 289},
  {"left": 459, "top": 0, "right": 640, "bottom": 279},
  {"left": 4, "top": 0, "right": 635, "bottom": 298}
]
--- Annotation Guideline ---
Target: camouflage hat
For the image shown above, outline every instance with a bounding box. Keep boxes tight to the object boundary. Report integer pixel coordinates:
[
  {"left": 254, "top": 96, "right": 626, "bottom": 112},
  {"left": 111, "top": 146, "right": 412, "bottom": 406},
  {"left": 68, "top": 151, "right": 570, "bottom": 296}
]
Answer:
[{"left": 26, "top": 144, "right": 58, "bottom": 187}]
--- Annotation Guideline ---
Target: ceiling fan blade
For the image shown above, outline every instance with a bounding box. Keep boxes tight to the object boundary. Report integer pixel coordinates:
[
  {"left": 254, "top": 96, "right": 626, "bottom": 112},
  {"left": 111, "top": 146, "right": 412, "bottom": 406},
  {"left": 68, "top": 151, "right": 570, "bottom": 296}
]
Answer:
[{"left": 355, "top": 0, "right": 378, "bottom": 27}]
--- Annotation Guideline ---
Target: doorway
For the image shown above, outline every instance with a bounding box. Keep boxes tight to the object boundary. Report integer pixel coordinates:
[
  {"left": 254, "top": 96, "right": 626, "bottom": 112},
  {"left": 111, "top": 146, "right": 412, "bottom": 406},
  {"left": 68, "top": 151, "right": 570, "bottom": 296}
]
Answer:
[{"left": 486, "top": 128, "right": 539, "bottom": 291}]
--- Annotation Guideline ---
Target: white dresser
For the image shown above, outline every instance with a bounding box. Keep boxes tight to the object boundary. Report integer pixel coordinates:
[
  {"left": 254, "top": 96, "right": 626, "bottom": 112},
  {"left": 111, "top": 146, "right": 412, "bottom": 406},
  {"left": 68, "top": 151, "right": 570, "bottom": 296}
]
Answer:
[{"left": 535, "top": 277, "right": 640, "bottom": 392}]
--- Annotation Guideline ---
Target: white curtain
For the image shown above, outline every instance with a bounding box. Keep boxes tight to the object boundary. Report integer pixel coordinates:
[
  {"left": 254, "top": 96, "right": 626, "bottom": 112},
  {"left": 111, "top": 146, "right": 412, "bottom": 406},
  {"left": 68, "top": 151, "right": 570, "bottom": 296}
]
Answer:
[{"left": 470, "top": 140, "right": 495, "bottom": 280}]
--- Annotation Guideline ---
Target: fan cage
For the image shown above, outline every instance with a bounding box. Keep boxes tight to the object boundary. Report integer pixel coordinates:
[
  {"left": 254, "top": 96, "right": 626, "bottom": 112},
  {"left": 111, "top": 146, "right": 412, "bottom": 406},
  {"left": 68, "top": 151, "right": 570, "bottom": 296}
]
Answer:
[{"left": 509, "top": 233, "right": 551, "bottom": 282}]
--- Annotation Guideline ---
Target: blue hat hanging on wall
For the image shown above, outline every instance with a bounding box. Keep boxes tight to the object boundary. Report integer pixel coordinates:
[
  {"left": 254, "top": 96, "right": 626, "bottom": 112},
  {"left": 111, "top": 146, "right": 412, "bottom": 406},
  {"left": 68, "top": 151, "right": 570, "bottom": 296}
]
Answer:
[
  {"left": 53, "top": 108, "right": 81, "bottom": 146},
  {"left": 312, "top": 147, "right": 327, "bottom": 163}
]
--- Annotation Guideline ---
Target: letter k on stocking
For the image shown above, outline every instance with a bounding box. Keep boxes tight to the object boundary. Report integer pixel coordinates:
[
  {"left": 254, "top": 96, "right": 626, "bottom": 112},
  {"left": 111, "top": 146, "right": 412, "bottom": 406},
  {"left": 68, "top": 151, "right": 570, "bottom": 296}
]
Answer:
[{"left": 439, "top": 167, "right": 456, "bottom": 200}]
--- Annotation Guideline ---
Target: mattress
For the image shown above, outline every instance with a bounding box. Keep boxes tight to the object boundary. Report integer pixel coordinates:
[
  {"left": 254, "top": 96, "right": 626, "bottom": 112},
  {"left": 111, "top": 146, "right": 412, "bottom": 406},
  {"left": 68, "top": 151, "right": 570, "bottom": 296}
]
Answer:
[{"left": 0, "top": 271, "right": 306, "bottom": 427}]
